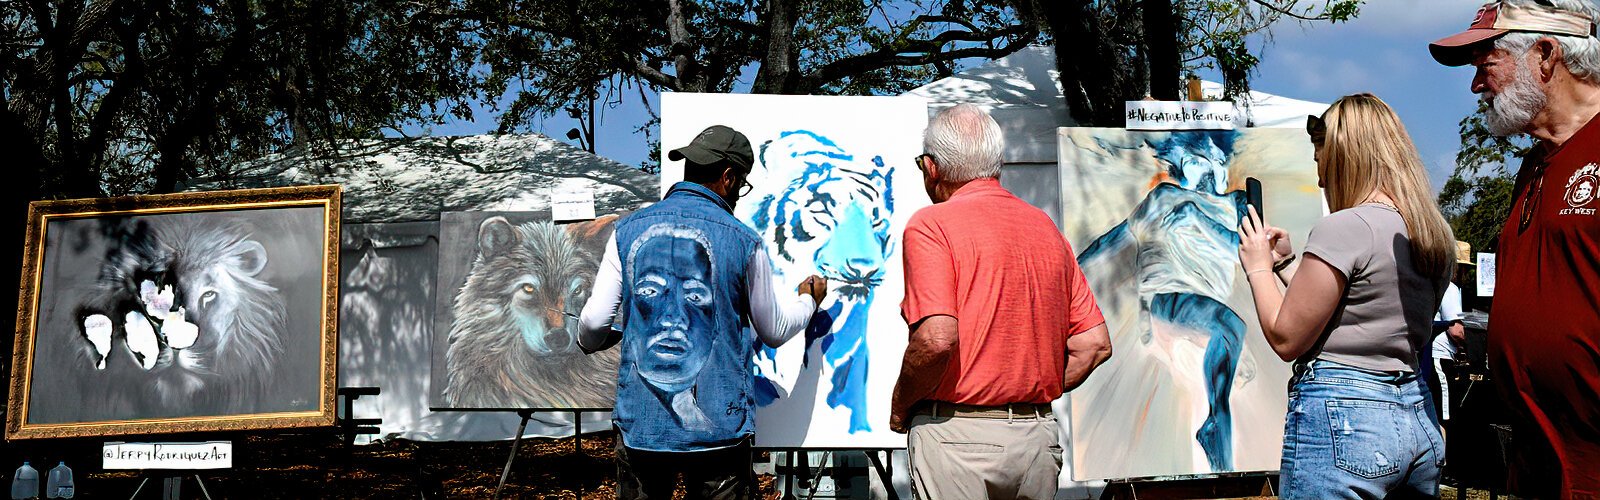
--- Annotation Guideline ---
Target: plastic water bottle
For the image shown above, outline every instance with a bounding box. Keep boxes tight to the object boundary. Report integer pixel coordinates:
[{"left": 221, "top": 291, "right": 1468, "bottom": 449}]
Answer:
[
  {"left": 44, "top": 462, "right": 71, "bottom": 499},
  {"left": 9, "top": 462, "right": 38, "bottom": 500}
]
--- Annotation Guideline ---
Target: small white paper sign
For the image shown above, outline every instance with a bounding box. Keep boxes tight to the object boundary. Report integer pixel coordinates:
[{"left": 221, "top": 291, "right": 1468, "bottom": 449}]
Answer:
[
  {"left": 1125, "top": 101, "right": 1238, "bottom": 130},
  {"left": 1477, "top": 252, "right": 1496, "bottom": 296},
  {"left": 552, "top": 188, "right": 597, "bottom": 222},
  {"left": 103, "top": 441, "right": 233, "bottom": 469}
]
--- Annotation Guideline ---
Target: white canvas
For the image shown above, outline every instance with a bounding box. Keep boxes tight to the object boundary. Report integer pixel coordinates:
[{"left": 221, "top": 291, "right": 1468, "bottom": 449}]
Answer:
[
  {"left": 1058, "top": 127, "right": 1322, "bottom": 479},
  {"left": 661, "top": 93, "right": 929, "bottom": 448}
]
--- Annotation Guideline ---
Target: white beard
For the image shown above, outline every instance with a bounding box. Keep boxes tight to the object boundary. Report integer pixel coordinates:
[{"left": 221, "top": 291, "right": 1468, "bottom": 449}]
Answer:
[{"left": 1484, "top": 59, "right": 1548, "bottom": 137}]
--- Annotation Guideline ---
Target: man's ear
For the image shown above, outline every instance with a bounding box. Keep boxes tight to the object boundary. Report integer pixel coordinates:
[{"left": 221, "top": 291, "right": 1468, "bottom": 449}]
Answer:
[{"left": 1537, "top": 37, "right": 1562, "bottom": 80}]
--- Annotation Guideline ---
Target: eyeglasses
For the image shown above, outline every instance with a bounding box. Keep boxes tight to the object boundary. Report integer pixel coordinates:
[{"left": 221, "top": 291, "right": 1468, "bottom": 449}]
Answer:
[
  {"left": 738, "top": 177, "right": 753, "bottom": 197},
  {"left": 1519, "top": 164, "right": 1545, "bottom": 232},
  {"left": 913, "top": 154, "right": 932, "bottom": 170},
  {"left": 1306, "top": 114, "right": 1326, "bottom": 148}
]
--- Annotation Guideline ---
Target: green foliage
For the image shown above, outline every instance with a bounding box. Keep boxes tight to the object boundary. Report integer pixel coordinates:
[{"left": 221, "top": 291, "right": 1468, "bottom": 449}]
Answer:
[
  {"left": 1437, "top": 101, "right": 1532, "bottom": 252},
  {"left": 4, "top": 0, "right": 486, "bottom": 197}
]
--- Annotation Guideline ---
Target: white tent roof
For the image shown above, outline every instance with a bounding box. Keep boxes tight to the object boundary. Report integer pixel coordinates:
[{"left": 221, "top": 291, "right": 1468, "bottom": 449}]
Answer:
[
  {"left": 186, "top": 133, "right": 657, "bottom": 224},
  {"left": 906, "top": 45, "right": 1331, "bottom": 163}
]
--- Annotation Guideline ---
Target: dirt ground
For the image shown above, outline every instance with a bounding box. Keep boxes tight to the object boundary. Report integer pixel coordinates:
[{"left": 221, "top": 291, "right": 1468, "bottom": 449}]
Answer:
[
  {"left": 4, "top": 430, "right": 783, "bottom": 499},
  {"left": 4, "top": 431, "right": 1518, "bottom": 499}
]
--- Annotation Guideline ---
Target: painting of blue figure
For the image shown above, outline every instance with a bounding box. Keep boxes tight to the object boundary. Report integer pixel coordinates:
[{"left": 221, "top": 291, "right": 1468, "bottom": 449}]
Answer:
[
  {"left": 1057, "top": 127, "right": 1322, "bottom": 479},
  {"left": 661, "top": 93, "right": 928, "bottom": 448}
]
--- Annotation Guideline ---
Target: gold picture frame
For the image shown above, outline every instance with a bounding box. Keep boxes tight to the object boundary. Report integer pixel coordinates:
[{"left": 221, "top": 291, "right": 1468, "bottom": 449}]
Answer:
[{"left": 7, "top": 185, "right": 341, "bottom": 440}]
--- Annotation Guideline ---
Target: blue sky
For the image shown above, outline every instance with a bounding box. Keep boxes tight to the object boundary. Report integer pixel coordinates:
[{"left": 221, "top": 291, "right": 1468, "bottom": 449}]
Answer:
[
  {"left": 419, "top": 0, "right": 1492, "bottom": 192},
  {"left": 1232, "top": 0, "right": 1490, "bottom": 190}
]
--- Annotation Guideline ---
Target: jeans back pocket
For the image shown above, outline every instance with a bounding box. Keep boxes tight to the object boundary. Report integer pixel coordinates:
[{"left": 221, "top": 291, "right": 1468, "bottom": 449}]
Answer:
[{"left": 1325, "top": 400, "right": 1405, "bottom": 479}]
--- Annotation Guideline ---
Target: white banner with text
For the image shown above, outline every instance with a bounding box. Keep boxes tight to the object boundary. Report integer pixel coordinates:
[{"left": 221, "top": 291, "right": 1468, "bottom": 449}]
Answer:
[
  {"left": 1125, "top": 101, "right": 1238, "bottom": 130},
  {"left": 103, "top": 441, "right": 233, "bottom": 469}
]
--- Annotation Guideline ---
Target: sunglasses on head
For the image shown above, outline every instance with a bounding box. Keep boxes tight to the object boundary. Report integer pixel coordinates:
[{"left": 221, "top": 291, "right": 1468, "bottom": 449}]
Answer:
[{"left": 1306, "top": 114, "right": 1326, "bottom": 147}]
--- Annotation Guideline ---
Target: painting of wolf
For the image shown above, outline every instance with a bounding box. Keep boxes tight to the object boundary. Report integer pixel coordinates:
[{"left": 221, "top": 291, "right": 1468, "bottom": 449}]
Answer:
[{"left": 429, "top": 211, "right": 623, "bottom": 410}]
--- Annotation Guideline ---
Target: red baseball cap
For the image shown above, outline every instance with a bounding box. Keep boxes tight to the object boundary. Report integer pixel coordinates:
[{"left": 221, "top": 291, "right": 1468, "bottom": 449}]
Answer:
[{"left": 1430, "top": 1, "right": 1599, "bottom": 66}]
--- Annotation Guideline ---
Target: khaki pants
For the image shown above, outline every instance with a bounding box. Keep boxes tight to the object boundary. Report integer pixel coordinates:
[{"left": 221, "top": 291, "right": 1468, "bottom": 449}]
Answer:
[{"left": 906, "top": 410, "right": 1062, "bottom": 500}]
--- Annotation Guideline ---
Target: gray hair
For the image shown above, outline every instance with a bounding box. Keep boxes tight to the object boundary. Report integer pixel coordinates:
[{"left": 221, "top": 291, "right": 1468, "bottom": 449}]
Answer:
[
  {"left": 1495, "top": 0, "right": 1600, "bottom": 85},
  {"left": 923, "top": 104, "right": 1005, "bottom": 182}
]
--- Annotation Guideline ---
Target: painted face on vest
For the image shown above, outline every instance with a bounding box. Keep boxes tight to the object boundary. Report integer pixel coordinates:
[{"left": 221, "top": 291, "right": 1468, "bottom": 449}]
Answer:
[{"left": 629, "top": 234, "right": 716, "bottom": 394}]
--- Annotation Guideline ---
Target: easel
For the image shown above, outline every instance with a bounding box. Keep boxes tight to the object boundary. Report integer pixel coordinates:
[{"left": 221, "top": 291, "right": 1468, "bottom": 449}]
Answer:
[
  {"left": 491, "top": 410, "right": 587, "bottom": 500},
  {"left": 127, "top": 475, "right": 214, "bottom": 500},
  {"left": 1102, "top": 472, "right": 1276, "bottom": 499},
  {"left": 773, "top": 448, "right": 899, "bottom": 500},
  {"left": 336, "top": 386, "right": 383, "bottom": 470}
]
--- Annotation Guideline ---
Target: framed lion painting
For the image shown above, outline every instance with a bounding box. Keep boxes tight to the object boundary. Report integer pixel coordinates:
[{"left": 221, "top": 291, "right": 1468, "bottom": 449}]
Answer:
[{"left": 7, "top": 186, "right": 341, "bottom": 439}]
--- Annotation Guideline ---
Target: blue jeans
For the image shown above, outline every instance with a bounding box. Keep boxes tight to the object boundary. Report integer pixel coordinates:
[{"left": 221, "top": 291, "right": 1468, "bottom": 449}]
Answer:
[{"left": 1280, "top": 360, "right": 1443, "bottom": 499}]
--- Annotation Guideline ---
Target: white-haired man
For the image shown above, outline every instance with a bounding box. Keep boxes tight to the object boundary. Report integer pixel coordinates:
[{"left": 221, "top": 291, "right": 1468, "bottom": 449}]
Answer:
[
  {"left": 891, "top": 103, "right": 1112, "bottom": 499},
  {"left": 1431, "top": 1, "right": 1600, "bottom": 497}
]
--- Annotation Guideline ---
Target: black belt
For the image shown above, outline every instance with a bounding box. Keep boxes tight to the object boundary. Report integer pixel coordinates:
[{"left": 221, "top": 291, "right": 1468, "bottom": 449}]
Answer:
[{"left": 914, "top": 401, "right": 1053, "bottom": 420}]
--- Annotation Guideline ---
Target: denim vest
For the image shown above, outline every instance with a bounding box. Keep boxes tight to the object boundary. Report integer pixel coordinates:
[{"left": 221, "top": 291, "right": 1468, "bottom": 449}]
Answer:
[{"left": 612, "top": 182, "right": 761, "bottom": 451}]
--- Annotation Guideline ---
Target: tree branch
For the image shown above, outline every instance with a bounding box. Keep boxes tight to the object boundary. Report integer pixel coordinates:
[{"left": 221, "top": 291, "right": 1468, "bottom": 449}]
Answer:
[
  {"left": 1251, "top": 0, "right": 1331, "bottom": 21},
  {"left": 630, "top": 57, "right": 679, "bottom": 90},
  {"left": 796, "top": 23, "right": 1036, "bottom": 93}
]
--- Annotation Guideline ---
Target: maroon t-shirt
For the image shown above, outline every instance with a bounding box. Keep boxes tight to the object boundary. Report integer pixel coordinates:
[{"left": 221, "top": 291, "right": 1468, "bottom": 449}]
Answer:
[{"left": 1489, "top": 111, "right": 1600, "bottom": 499}]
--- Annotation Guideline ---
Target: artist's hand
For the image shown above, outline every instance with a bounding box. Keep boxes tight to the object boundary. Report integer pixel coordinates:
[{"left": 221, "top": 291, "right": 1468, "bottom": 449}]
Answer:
[
  {"left": 1239, "top": 206, "right": 1282, "bottom": 275},
  {"left": 797, "top": 275, "right": 828, "bottom": 304}
]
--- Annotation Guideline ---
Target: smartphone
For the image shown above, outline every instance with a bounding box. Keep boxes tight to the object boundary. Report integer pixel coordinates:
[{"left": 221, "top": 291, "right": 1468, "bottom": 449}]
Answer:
[{"left": 1246, "top": 177, "right": 1264, "bottom": 219}]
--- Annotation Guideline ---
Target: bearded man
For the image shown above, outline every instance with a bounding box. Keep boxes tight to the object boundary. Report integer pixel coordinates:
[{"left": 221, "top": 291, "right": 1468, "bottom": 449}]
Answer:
[{"left": 1431, "top": 1, "right": 1600, "bottom": 497}]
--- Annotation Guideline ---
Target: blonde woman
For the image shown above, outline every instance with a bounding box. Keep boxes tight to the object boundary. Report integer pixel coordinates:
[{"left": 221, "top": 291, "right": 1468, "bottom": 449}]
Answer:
[{"left": 1238, "top": 93, "right": 1456, "bottom": 499}]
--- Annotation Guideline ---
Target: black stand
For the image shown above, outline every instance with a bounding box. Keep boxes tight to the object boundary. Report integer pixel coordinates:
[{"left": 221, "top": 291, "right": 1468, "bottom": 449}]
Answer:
[
  {"left": 776, "top": 449, "right": 898, "bottom": 500},
  {"left": 1103, "top": 473, "right": 1276, "bottom": 499},
  {"left": 336, "top": 386, "right": 382, "bottom": 470},
  {"left": 866, "top": 450, "right": 897, "bottom": 500},
  {"left": 491, "top": 410, "right": 588, "bottom": 499},
  {"left": 493, "top": 409, "right": 536, "bottom": 500}
]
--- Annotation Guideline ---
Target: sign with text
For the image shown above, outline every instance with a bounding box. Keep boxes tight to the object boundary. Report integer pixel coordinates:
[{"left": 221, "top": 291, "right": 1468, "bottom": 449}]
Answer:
[
  {"left": 1477, "top": 252, "right": 1496, "bottom": 296},
  {"left": 103, "top": 441, "right": 233, "bottom": 469},
  {"left": 1125, "top": 101, "right": 1237, "bottom": 130},
  {"left": 552, "top": 188, "right": 597, "bottom": 222}
]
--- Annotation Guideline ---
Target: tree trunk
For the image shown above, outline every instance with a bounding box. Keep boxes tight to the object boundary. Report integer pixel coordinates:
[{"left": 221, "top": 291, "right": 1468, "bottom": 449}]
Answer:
[
  {"left": 751, "top": 0, "right": 799, "bottom": 94},
  {"left": 665, "top": 0, "right": 705, "bottom": 92},
  {"left": 1143, "top": 0, "right": 1181, "bottom": 101},
  {"left": 1041, "top": 0, "right": 1147, "bottom": 126}
]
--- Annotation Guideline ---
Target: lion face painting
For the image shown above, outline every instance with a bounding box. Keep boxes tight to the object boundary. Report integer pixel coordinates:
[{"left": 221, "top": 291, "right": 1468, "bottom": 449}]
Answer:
[
  {"left": 24, "top": 208, "right": 326, "bottom": 425},
  {"left": 437, "top": 213, "right": 621, "bottom": 409}
]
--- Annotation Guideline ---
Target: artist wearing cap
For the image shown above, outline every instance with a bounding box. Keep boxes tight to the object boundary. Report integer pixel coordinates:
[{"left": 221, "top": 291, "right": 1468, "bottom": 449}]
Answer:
[
  {"left": 578, "top": 125, "right": 828, "bottom": 499},
  {"left": 1431, "top": 1, "right": 1600, "bottom": 497}
]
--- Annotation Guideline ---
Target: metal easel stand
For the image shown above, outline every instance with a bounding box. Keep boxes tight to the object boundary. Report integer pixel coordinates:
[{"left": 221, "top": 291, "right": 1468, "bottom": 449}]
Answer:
[
  {"left": 779, "top": 449, "right": 899, "bottom": 500},
  {"left": 127, "top": 475, "right": 214, "bottom": 500},
  {"left": 492, "top": 410, "right": 586, "bottom": 500}
]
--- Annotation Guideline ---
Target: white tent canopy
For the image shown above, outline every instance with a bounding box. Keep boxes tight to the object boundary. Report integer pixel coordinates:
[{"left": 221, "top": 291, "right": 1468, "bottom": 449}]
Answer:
[{"left": 907, "top": 45, "right": 1332, "bottom": 164}]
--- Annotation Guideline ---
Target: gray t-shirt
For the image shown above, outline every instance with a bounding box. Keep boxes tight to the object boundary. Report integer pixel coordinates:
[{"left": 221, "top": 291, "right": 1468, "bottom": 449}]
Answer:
[{"left": 1302, "top": 203, "right": 1447, "bottom": 372}]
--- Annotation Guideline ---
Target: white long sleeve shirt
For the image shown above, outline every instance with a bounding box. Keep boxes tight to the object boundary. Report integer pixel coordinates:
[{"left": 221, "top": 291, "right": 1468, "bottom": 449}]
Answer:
[{"left": 577, "top": 233, "right": 816, "bottom": 351}]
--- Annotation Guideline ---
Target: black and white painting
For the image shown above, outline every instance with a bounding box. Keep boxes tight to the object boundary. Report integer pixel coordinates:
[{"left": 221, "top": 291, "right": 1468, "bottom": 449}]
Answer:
[{"left": 7, "top": 186, "right": 340, "bottom": 439}]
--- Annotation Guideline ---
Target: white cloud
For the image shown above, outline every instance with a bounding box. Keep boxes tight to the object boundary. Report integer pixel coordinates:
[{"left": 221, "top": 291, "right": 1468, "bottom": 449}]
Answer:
[{"left": 1348, "top": 0, "right": 1490, "bottom": 37}]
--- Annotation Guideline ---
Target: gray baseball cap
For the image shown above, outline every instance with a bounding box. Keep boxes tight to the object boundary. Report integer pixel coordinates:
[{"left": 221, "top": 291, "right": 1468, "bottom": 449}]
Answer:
[{"left": 669, "top": 125, "right": 754, "bottom": 173}]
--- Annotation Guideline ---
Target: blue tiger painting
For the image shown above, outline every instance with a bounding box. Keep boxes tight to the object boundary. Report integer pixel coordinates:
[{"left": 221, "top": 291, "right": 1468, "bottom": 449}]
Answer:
[{"left": 743, "top": 130, "right": 896, "bottom": 434}]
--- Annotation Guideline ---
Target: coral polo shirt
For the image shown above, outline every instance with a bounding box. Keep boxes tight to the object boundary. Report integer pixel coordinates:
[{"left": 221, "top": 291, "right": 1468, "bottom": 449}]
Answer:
[{"left": 900, "top": 178, "right": 1105, "bottom": 406}]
